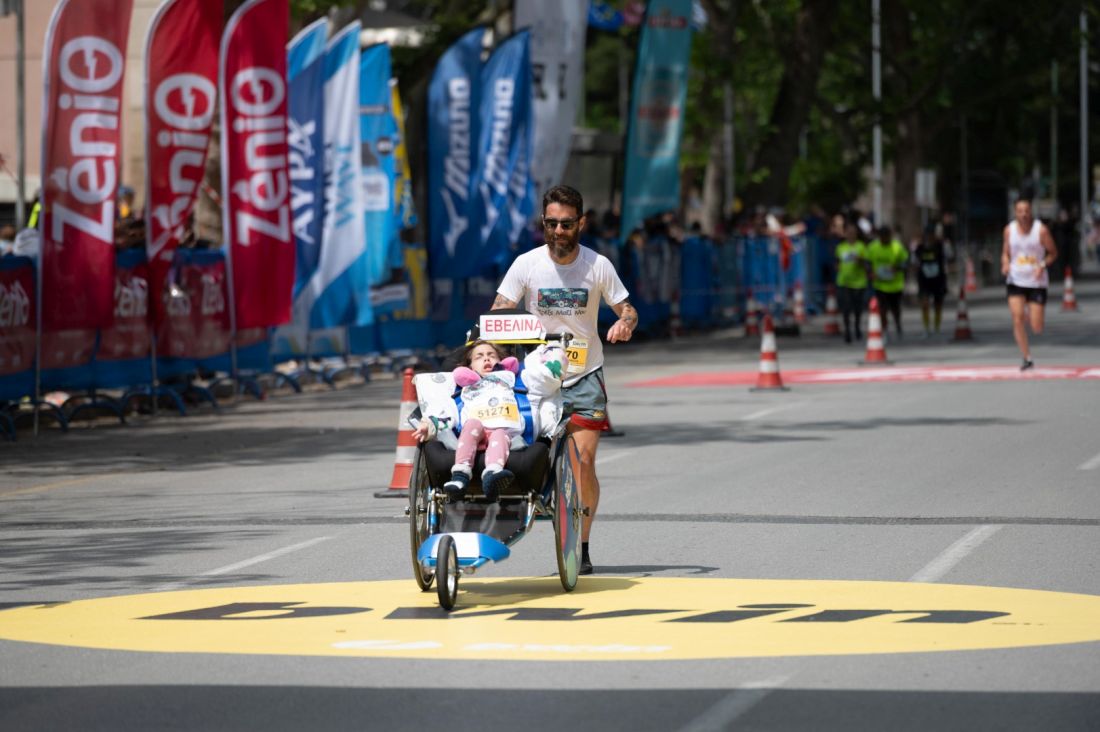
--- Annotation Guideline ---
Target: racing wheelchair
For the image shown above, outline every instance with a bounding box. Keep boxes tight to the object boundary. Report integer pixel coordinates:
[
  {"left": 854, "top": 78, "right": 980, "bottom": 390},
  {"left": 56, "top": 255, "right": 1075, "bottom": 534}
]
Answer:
[{"left": 405, "top": 311, "right": 587, "bottom": 610}]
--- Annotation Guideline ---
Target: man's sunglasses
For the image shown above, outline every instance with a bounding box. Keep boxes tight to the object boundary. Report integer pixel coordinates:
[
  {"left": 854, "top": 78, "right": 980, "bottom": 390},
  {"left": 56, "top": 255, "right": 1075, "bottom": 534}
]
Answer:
[{"left": 542, "top": 217, "right": 579, "bottom": 231}]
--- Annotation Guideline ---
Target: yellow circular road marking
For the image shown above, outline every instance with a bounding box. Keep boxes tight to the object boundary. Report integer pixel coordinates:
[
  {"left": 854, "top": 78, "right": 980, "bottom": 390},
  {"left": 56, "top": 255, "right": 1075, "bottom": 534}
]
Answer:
[{"left": 2, "top": 578, "right": 1100, "bottom": 661}]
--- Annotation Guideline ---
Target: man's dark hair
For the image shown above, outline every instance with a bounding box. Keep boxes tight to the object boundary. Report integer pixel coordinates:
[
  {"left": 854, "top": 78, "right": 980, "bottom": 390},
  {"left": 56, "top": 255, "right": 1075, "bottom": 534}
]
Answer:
[{"left": 542, "top": 185, "right": 583, "bottom": 216}]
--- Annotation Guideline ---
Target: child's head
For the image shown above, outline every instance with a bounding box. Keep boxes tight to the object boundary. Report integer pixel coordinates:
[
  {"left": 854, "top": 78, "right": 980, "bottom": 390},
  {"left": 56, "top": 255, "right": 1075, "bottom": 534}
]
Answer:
[{"left": 463, "top": 340, "right": 505, "bottom": 375}]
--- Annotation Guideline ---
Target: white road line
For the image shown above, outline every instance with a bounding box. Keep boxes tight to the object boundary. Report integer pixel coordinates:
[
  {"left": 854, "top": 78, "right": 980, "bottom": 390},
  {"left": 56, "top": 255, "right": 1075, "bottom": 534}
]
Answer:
[
  {"left": 677, "top": 676, "right": 792, "bottom": 732},
  {"left": 741, "top": 403, "right": 802, "bottom": 421},
  {"left": 157, "top": 536, "right": 333, "bottom": 592},
  {"left": 1078, "top": 451, "right": 1100, "bottom": 471},
  {"left": 595, "top": 450, "right": 636, "bottom": 467},
  {"left": 909, "top": 525, "right": 1002, "bottom": 583}
]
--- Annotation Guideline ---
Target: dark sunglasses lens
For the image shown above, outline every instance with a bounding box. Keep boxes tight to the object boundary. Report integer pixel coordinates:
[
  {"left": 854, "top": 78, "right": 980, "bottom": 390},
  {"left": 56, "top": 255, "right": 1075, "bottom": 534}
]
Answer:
[{"left": 544, "top": 218, "right": 576, "bottom": 231}]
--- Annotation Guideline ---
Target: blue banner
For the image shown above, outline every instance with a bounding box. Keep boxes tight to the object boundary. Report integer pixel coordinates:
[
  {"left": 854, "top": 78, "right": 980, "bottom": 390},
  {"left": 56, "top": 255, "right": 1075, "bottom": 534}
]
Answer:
[
  {"left": 472, "top": 29, "right": 535, "bottom": 272},
  {"left": 287, "top": 18, "right": 327, "bottom": 300},
  {"left": 588, "top": 1, "right": 624, "bottom": 31},
  {"left": 307, "top": 21, "right": 371, "bottom": 329},
  {"left": 427, "top": 27, "right": 485, "bottom": 281},
  {"left": 359, "top": 43, "right": 399, "bottom": 286},
  {"left": 620, "top": 0, "right": 694, "bottom": 239}
]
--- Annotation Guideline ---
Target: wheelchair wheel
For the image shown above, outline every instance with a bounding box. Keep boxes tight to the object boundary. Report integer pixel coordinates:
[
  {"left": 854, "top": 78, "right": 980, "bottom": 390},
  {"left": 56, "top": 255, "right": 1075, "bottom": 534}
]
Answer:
[
  {"left": 408, "top": 448, "right": 435, "bottom": 591},
  {"left": 436, "top": 534, "right": 459, "bottom": 610},
  {"left": 553, "top": 435, "right": 583, "bottom": 592}
]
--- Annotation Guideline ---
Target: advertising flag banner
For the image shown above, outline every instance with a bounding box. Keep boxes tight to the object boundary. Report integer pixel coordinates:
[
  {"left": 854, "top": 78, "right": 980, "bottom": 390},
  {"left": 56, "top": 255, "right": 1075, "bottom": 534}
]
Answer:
[
  {"left": 472, "top": 30, "right": 534, "bottom": 272},
  {"left": 39, "top": 0, "right": 134, "bottom": 330},
  {"left": 144, "top": 0, "right": 221, "bottom": 328},
  {"left": 514, "top": 0, "right": 588, "bottom": 204},
  {"left": 298, "top": 21, "right": 370, "bottom": 328},
  {"left": 359, "top": 43, "right": 398, "bottom": 286},
  {"left": 220, "top": 0, "right": 294, "bottom": 329},
  {"left": 287, "top": 17, "right": 328, "bottom": 300},
  {"left": 620, "top": 0, "right": 694, "bottom": 239},
  {"left": 271, "top": 17, "right": 327, "bottom": 357},
  {"left": 427, "top": 27, "right": 484, "bottom": 279},
  {"left": 391, "top": 83, "right": 417, "bottom": 236}
]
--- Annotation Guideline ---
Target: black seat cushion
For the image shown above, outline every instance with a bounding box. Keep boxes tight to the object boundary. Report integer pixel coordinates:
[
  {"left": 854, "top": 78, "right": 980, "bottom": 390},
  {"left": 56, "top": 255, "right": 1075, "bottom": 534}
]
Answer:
[{"left": 423, "top": 439, "right": 550, "bottom": 496}]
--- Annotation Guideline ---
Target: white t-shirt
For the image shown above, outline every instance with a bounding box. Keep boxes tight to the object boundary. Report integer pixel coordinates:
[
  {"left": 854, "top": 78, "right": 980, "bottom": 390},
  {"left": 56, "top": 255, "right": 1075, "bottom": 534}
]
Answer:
[{"left": 497, "top": 245, "right": 629, "bottom": 386}]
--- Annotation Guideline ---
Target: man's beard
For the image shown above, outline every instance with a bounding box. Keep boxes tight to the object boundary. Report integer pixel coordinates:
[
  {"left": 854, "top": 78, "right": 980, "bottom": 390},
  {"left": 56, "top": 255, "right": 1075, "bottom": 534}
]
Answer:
[{"left": 549, "top": 232, "right": 579, "bottom": 259}]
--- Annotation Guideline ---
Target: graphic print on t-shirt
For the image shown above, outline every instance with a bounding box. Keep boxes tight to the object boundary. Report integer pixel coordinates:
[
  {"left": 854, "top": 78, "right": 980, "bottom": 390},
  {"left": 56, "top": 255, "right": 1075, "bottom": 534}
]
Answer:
[{"left": 537, "top": 288, "right": 589, "bottom": 316}]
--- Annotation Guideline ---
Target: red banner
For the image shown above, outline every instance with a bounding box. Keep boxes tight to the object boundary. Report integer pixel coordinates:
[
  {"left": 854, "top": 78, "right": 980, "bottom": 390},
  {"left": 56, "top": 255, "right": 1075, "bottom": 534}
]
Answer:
[
  {"left": 220, "top": 0, "right": 294, "bottom": 329},
  {"left": 156, "top": 257, "right": 231, "bottom": 359},
  {"left": 144, "top": 0, "right": 222, "bottom": 328},
  {"left": 98, "top": 260, "right": 151, "bottom": 362},
  {"left": 39, "top": 0, "right": 134, "bottom": 330},
  {"left": 0, "top": 263, "right": 36, "bottom": 377}
]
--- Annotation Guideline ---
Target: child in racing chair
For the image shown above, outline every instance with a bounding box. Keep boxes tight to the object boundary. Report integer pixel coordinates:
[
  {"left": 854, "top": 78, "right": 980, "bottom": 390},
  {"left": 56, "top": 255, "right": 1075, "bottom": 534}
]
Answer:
[{"left": 412, "top": 339, "right": 565, "bottom": 502}]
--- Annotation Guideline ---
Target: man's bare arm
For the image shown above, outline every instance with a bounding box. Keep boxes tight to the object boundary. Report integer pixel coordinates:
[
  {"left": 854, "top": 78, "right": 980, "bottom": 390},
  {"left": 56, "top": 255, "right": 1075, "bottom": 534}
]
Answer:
[
  {"left": 607, "top": 299, "right": 638, "bottom": 343},
  {"left": 492, "top": 293, "right": 518, "bottom": 310}
]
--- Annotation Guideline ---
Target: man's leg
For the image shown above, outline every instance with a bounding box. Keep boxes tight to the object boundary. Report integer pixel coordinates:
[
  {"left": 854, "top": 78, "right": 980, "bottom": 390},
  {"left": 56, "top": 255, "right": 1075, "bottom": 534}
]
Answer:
[{"left": 567, "top": 424, "right": 601, "bottom": 541}]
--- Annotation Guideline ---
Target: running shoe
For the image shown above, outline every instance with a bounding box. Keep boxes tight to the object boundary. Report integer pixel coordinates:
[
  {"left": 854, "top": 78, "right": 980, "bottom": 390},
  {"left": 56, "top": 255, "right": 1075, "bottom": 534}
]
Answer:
[
  {"left": 579, "top": 550, "right": 593, "bottom": 575},
  {"left": 1020, "top": 359, "right": 1034, "bottom": 372}
]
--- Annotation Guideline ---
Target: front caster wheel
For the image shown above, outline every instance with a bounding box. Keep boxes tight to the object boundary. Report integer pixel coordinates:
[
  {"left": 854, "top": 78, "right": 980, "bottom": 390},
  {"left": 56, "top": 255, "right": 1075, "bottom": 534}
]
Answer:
[{"left": 436, "top": 534, "right": 459, "bottom": 610}]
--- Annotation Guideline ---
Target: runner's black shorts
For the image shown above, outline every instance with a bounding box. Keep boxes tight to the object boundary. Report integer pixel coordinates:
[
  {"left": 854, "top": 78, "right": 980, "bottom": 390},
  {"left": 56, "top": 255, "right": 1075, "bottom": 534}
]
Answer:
[{"left": 1006, "top": 283, "right": 1047, "bottom": 305}]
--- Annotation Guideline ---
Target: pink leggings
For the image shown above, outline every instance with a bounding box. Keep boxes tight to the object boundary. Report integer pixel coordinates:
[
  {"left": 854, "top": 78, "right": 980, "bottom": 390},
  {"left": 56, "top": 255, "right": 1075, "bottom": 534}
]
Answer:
[{"left": 454, "top": 419, "right": 510, "bottom": 473}]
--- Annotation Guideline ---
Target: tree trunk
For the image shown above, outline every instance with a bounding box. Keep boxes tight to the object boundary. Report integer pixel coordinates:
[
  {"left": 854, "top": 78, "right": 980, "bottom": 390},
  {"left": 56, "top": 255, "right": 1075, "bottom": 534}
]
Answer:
[
  {"left": 701, "top": 130, "right": 724, "bottom": 236},
  {"left": 740, "top": 0, "right": 838, "bottom": 210}
]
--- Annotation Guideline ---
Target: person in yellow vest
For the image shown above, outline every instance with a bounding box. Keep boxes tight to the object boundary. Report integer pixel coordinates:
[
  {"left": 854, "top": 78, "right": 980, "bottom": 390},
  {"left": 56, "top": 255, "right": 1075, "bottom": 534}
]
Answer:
[
  {"left": 866, "top": 225, "right": 909, "bottom": 337},
  {"left": 834, "top": 222, "right": 870, "bottom": 343}
]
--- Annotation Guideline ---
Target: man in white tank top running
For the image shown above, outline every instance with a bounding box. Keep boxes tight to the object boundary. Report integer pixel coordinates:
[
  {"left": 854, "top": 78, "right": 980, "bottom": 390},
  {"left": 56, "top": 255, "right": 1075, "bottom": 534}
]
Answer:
[{"left": 1001, "top": 199, "right": 1058, "bottom": 370}]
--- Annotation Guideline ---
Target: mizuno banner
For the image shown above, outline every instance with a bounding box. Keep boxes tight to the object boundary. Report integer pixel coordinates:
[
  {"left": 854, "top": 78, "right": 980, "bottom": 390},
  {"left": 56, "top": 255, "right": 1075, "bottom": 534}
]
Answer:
[
  {"left": 514, "top": 0, "right": 588, "bottom": 205},
  {"left": 39, "top": 0, "right": 134, "bottom": 330},
  {"left": 144, "top": 0, "right": 220, "bottom": 329},
  {"left": 472, "top": 29, "right": 534, "bottom": 273},
  {"left": 359, "top": 43, "right": 397, "bottom": 286},
  {"left": 299, "top": 21, "right": 370, "bottom": 328},
  {"left": 220, "top": 0, "right": 294, "bottom": 329},
  {"left": 427, "top": 27, "right": 484, "bottom": 280},
  {"left": 620, "top": 0, "right": 694, "bottom": 240}
]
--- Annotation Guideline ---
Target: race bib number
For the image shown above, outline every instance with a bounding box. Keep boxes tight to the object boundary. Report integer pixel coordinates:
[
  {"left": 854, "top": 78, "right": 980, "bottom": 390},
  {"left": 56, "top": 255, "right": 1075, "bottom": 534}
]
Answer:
[
  {"left": 876, "top": 265, "right": 895, "bottom": 280},
  {"left": 565, "top": 338, "right": 589, "bottom": 375},
  {"left": 921, "top": 262, "right": 941, "bottom": 278},
  {"left": 1015, "top": 255, "right": 1038, "bottom": 266},
  {"left": 473, "top": 403, "right": 519, "bottom": 423}
]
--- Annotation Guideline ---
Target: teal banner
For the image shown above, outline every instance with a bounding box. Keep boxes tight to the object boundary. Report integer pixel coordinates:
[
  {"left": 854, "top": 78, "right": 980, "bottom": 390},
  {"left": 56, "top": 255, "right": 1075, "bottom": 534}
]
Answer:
[{"left": 620, "top": 0, "right": 694, "bottom": 240}]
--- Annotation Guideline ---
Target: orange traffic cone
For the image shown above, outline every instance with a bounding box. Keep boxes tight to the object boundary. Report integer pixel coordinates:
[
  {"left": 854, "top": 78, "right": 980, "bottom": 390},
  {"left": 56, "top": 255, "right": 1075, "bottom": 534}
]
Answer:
[
  {"left": 951, "top": 285, "right": 974, "bottom": 341},
  {"left": 860, "top": 296, "right": 892, "bottom": 365},
  {"left": 792, "top": 282, "right": 806, "bottom": 324},
  {"left": 1061, "top": 267, "right": 1079, "bottom": 312},
  {"left": 376, "top": 367, "right": 418, "bottom": 497},
  {"left": 744, "top": 290, "right": 760, "bottom": 337},
  {"left": 823, "top": 284, "right": 841, "bottom": 336},
  {"left": 750, "top": 314, "right": 789, "bottom": 391},
  {"left": 964, "top": 256, "right": 978, "bottom": 293}
]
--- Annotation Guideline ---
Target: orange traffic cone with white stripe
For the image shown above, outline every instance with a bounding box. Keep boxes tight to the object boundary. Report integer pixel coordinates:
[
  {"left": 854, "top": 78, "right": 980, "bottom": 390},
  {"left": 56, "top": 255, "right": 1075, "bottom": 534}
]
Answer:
[
  {"left": 964, "top": 256, "right": 978, "bottom": 293},
  {"left": 951, "top": 285, "right": 974, "bottom": 341},
  {"left": 750, "top": 314, "right": 789, "bottom": 391},
  {"left": 744, "top": 290, "right": 760, "bottom": 337},
  {"left": 793, "top": 282, "right": 806, "bottom": 324},
  {"left": 376, "top": 367, "right": 418, "bottom": 497},
  {"left": 860, "top": 296, "right": 892, "bottom": 365},
  {"left": 823, "top": 284, "right": 841, "bottom": 336},
  {"left": 1061, "top": 267, "right": 1079, "bottom": 312}
]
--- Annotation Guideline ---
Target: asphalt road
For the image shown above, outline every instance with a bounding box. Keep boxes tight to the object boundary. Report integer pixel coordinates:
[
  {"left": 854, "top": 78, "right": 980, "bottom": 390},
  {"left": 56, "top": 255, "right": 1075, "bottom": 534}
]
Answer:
[{"left": 2, "top": 279, "right": 1099, "bottom": 731}]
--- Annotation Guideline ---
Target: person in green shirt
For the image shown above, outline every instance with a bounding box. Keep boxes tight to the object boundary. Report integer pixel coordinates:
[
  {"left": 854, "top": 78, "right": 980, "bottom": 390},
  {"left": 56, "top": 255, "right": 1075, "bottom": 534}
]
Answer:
[
  {"left": 834, "top": 223, "right": 870, "bottom": 343},
  {"left": 866, "top": 225, "right": 909, "bottom": 337}
]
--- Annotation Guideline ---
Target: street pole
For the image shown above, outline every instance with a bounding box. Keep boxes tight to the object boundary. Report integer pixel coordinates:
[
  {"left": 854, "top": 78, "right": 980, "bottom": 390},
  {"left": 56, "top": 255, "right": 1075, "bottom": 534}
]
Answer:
[
  {"left": 723, "top": 82, "right": 734, "bottom": 220},
  {"left": 15, "top": 0, "right": 25, "bottom": 227},
  {"left": 1080, "top": 10, "right": 1090, "bottom": 264},
  {"left": 872, "top": 0, "right": 883, "bottom": 226},
  {"left": 961, "top": 113, "right": 969, "bottom": 253},
  {"left": 1051, "top": 60, "right": 1058, "bottom": 204}
]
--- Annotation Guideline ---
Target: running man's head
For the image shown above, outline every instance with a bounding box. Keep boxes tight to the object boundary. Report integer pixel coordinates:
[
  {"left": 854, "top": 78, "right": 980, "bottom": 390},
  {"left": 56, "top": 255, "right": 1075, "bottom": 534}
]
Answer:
[
  {"left": 464, "top": 341, "right": 505, "bottom": 375},
  {"left": 1014, "top": 199, "right": 1033, "bottom": 229},
  {"left": 542, "top": 185, "right": 586, "bottom": 261}
]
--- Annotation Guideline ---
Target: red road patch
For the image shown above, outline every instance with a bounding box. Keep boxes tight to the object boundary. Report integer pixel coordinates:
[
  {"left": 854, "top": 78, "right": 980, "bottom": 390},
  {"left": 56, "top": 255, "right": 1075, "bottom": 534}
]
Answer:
[{"left": 630, "top": 366, "right": 1100, "bottom": 388}]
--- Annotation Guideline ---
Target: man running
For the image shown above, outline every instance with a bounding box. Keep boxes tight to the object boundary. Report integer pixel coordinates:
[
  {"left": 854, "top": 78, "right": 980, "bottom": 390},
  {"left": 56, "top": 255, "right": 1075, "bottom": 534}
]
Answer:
[
  {"left": 493, "top": 184, "right": 637, "bottom": 575},
  {"left": 1002, "top": 199, "right": 1058, "bottom": 370}
]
